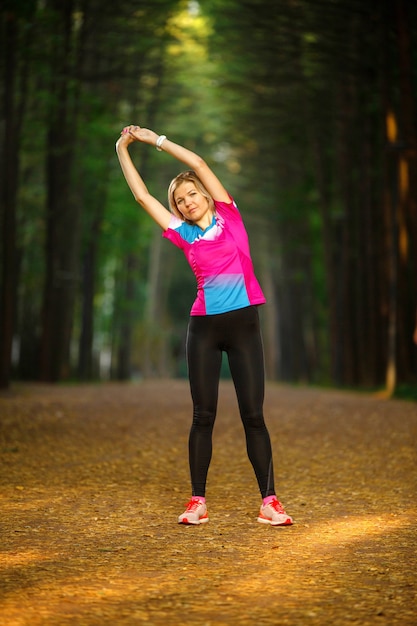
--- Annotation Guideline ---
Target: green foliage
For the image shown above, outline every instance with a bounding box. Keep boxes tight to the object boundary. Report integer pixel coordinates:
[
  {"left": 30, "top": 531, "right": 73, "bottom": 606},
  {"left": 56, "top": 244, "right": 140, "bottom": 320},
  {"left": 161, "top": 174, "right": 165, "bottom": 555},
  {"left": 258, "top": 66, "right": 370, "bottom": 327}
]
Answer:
[{"left": 3, "top": 0, "right": 417, "bottom": 389}]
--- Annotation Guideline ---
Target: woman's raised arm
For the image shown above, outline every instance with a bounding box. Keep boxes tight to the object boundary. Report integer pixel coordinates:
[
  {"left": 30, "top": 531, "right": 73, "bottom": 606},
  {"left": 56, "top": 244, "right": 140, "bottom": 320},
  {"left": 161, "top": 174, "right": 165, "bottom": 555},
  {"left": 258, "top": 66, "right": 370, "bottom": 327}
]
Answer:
[
  {"left": 126, "top": 125, "right": 230, "bottom": 204},
  {"left": 115, "top": 127, "right": 172, "bottom": 230}
]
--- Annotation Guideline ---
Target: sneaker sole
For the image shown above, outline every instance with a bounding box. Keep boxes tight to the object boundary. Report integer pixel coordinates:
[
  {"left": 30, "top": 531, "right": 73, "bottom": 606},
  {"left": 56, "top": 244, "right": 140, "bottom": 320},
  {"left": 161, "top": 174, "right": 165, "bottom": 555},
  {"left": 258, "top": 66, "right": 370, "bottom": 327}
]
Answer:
[
  {"left": 178, "top": 516, "right": 209, "bottom": 525},
  {"left": 257, "top": 516, "right": 293, "bottom": 526}
]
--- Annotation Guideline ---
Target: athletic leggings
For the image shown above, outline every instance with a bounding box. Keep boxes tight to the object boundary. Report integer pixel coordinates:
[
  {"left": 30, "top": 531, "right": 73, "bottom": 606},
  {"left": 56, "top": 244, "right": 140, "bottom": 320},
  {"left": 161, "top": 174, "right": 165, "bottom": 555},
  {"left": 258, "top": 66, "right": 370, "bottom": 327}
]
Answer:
[{"left": 186, "top": 305, "right": 275, "bottom": 499}]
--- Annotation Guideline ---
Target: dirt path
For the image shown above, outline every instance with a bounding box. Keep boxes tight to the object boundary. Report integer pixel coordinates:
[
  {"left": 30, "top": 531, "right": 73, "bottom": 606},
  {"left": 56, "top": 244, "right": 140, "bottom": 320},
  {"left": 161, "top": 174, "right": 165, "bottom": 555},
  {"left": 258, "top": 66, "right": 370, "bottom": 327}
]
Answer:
[{"left": 1, "top": 380, "right": 416, "bottom": 625}]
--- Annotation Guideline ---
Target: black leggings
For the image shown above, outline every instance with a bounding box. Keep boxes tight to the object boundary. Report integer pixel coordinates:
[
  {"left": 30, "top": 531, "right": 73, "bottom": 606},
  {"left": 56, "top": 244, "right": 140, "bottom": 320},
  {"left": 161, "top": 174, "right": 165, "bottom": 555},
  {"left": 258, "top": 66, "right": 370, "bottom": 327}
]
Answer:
[{"left": 186, "top": 305, "right": 275, "bottom": 499}]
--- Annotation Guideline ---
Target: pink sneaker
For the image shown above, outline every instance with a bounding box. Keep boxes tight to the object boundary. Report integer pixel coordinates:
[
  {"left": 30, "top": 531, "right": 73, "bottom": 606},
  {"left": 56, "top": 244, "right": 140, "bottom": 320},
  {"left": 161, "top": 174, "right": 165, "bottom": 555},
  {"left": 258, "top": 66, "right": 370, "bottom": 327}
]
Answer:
[
  {"left": 257, "top": 498, "right": 293, "bottom": 526},
  {"left": 178, "top": 497, "right": 209, "bottom": 525}
]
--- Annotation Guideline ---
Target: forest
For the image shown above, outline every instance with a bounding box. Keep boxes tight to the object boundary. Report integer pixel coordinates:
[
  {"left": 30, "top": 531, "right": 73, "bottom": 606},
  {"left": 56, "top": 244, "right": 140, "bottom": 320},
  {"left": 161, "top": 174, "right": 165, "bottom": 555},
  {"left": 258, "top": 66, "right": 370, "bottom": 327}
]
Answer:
[{"left": 1, "top": 0, "right": 416, "bottom": 394}]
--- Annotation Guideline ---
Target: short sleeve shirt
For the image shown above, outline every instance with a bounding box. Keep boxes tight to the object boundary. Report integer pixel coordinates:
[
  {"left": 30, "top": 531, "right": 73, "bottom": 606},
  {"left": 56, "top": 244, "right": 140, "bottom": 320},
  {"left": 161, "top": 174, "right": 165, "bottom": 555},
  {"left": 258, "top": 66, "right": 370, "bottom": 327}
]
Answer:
[{"left": 162, "top": 197, "right": 266, "bottom": 315}]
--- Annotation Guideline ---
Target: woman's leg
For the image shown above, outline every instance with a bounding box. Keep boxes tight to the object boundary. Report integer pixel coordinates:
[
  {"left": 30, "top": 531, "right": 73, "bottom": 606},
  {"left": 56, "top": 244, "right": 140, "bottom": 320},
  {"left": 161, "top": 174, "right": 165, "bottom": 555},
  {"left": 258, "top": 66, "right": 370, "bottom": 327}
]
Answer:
[
  {"left": 226, "top": 307, "right": 276, "bottom": 498},
  {"left": 186, "top": 316, "right": 223, "bottom": 497}
]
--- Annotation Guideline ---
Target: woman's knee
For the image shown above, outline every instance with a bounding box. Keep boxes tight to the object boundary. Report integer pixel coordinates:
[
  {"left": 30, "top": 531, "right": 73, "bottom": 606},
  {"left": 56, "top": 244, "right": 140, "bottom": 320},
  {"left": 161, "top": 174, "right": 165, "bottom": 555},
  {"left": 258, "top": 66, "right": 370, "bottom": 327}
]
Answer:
[
  {"left": 241, "top": 410, "right": 266, "bottom": 429},
  {"left": 192, "top": 407, "right": 216, "bottom": 430}
]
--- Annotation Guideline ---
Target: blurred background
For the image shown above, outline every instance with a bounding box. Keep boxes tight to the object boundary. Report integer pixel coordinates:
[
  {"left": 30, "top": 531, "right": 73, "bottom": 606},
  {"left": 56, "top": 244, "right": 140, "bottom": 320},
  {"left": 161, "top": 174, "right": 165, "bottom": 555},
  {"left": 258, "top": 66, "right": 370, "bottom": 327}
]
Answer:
[{"left": 1, "top": 0, "right": 416, "bottom": 397}]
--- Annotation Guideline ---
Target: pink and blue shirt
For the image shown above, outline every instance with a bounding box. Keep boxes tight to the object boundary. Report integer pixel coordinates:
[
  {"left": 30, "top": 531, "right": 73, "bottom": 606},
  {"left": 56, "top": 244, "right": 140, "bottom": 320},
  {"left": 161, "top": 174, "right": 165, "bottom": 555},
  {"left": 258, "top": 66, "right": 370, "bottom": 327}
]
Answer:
[{"left": 162, "top": 197, "right": 266, "bottom": 315}]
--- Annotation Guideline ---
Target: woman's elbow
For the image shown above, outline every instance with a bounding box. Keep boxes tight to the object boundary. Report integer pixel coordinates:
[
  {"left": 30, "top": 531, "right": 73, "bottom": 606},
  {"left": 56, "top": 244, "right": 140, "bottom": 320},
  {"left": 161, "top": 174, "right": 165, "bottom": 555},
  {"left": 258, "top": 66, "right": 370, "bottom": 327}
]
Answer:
[
  {"left": 192, "top": 155, "right": 207, "bottom": 173},
  {"left": 132, "top": 189, "right": 151, "bottom": 207}
]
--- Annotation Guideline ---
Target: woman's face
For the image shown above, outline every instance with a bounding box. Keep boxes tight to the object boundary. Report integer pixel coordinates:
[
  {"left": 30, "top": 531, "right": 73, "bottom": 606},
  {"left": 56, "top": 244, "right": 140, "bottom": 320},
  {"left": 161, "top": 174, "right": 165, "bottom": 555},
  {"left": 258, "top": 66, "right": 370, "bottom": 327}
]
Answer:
[{"left": 174, "top": 181, "right": 212, "bottom": 228}]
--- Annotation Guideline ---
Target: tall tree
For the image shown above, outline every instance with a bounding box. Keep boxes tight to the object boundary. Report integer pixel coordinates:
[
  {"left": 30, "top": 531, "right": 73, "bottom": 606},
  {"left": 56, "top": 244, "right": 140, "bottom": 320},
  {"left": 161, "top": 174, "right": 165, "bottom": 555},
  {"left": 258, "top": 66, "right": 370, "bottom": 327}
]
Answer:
[
  {"left": 38, "top": 0, "right": 86, "bottom": 381},
  {"left": 203, "top": 0, "right": 417, "bottom": 390},
  {"left": 4, "top": 0, "right": 416, "bottom": 391},
  {"left": 0, "top": 1, "right": 36, "bottom": 389}
]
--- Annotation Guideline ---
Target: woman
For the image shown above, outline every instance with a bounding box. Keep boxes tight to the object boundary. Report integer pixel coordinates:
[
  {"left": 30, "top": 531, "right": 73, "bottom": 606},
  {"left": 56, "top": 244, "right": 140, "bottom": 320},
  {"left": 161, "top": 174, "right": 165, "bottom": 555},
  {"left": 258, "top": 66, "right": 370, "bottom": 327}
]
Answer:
[{"left": 116, "top": 125, "right": 292, "bottom": 527}]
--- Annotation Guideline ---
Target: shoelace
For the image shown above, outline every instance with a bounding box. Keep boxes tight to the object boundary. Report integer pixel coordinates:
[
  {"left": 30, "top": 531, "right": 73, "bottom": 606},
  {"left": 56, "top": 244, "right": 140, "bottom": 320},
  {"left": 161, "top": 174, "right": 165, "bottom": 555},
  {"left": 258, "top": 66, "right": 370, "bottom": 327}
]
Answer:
[
  {"left": 184, "top": 498, "right": 203, "bottom": 512},
  {"left": 269, "top": 499, "right": 285, "bottom": 514}
]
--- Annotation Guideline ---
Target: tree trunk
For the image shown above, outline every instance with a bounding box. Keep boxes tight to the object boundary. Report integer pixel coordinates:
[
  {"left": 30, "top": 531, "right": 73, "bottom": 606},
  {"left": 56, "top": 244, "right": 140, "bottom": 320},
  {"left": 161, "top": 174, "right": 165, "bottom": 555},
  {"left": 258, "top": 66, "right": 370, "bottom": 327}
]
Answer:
[
  {"left": 143, "top": 228, "right": 164, "bottom": 377},
  {"left": 395, "top": 0, "right": 417, "bottom": 383},
  {"left": 0, "top": 6, "right": 32, "bottom": 388},
  {"left": 0, "top": 13, "right": 19, "bottom": 389},
  {"left": 78, "top": 207, "right": 103, "bottom": 380},
  {"left": 116, "top": 253, "right": 138, "bottom": 380},
  {"left": 39, "top": 0, "right": 83, "bottom": 381},
  {"left": 255, "top": 222, "right": 279, "bottom": 380}
]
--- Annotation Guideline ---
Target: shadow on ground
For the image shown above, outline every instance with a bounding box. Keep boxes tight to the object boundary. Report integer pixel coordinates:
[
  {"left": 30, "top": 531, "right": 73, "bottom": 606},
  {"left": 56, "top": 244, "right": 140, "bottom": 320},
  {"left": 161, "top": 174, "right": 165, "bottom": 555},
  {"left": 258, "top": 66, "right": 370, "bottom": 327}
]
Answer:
[{"left": 1, "top": 380, "right": 416, "bottom": 625}]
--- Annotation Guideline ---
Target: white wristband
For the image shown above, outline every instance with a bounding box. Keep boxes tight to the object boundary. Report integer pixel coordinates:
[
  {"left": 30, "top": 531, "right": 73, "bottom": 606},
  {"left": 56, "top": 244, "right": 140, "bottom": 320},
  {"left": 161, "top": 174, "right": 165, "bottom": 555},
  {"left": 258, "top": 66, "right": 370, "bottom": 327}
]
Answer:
[{"left": 156, "top": 135, "right": 167, "bottom": 151}]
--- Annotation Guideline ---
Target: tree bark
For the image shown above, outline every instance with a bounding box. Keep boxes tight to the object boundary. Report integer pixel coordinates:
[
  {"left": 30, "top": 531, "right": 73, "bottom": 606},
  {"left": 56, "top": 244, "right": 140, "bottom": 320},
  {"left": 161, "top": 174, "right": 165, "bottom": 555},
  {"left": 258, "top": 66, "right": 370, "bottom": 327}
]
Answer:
[
  {"left": 78, "top": 206, "right": 103, "bottom": 380},
  {"left": 395, "top": 0, "right": 417, "bottom": 382},
  {"left": 39, "top": 0, "right": 83, "bottom": 381},
  {"left": 0, "top": 6, "right": 32, "bottom": 388},
  {"left": 0, "top": 13, "right": 19, "bottom": 389}
]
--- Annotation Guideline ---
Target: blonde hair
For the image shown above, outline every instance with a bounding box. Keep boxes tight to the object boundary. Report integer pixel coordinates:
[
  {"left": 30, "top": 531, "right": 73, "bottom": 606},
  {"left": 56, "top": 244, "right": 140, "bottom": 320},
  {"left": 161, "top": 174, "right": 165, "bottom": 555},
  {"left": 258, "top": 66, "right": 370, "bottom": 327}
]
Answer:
[{"left": 168, "top": 170, "right": 215, "bottom": 223}]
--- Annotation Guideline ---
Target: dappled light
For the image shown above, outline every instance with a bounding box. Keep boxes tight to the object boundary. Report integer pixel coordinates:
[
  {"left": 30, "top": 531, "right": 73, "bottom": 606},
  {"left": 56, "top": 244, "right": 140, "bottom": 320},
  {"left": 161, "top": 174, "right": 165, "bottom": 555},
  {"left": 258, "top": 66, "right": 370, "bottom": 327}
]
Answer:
[{"left": 1, "top": 381, "right": 416, "bottom": 624}]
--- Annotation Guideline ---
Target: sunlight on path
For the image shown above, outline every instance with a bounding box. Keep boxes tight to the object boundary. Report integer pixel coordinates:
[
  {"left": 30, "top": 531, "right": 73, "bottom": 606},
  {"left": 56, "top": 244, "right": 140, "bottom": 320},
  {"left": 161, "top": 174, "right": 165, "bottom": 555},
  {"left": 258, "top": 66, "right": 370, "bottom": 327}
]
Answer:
[{"left": 1, "top": 381, "right": 416, "bottom": 625}]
